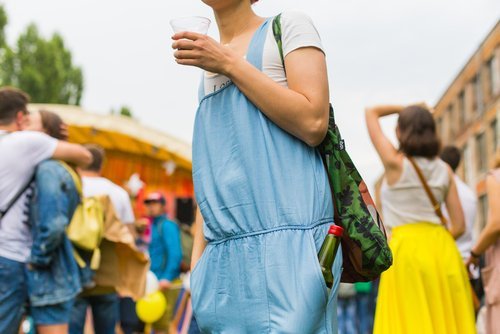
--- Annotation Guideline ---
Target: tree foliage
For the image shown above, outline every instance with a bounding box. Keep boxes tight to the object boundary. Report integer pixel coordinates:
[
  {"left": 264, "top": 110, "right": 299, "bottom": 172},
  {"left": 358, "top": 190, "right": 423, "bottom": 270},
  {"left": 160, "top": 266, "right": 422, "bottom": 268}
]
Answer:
[
  {"left": 0, "top": 5, "right": 6, "bottom": 48},
  {"left": 0, "top": 5, "right": 83, "bottom": 105},
  {"left": 111, "top": 106, "right": 133, "bottom": 118},
  {"left": 119, "top": 106, "right": 133, "bottom": 118}
]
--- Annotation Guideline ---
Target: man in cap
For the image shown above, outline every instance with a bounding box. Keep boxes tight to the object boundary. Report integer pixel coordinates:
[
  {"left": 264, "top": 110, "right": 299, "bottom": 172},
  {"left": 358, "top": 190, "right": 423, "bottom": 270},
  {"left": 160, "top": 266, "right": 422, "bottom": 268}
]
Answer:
[{"left": 144, "top": 192, "right": 182, "bottom": 334}]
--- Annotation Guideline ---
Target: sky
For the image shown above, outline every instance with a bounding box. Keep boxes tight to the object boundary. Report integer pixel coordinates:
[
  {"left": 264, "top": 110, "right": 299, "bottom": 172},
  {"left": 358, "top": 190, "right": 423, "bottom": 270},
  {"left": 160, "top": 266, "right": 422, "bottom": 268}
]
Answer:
[{"left": 2, "top": 0, "right": 500, "bottom": 189}]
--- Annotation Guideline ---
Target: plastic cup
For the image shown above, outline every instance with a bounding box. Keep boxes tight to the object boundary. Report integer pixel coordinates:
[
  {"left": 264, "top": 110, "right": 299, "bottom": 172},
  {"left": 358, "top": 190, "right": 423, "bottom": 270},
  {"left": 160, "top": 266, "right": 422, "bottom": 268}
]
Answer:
[{"left": 170, "top": 16, "right": 211, "bottom": 35}]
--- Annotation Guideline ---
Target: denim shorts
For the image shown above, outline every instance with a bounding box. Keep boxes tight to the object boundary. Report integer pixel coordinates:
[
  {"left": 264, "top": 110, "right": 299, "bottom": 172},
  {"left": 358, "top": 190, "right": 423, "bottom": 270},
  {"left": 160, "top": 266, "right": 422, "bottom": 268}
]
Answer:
[{"left": 30, "top": 299, "right": 74, "bottom": 325}]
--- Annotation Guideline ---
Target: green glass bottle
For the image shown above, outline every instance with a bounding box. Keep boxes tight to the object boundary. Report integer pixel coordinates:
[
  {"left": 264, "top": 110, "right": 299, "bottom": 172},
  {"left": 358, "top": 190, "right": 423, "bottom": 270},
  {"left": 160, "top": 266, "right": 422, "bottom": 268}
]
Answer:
[{"left": 318, "top": 225, "right": 344, "bottom": 289}]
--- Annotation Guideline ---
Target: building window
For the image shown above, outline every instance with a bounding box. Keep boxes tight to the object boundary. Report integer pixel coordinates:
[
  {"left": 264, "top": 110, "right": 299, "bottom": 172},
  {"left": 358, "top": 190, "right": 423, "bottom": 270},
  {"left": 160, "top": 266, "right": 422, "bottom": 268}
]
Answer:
[
  {"left": 458, "top": 90, "right": 466, "bottom": 127},
  {"left": 447, "top": 105, "right": 455, "bottom": 139},
  {"left": 487, "top": 57, "right": 495, "bottom": 98},
  {"left": 476, "top": 132, "right": 487, "bottom": 173},
  {"left": 492, "top": 119, "right": 498, "bottom": 153},
  {"left": 470, "top": 77, "right": 478, "bottom": 113},
  {"left": 476, "top": 71, "right": 484, "bottom": 114},
  {"left": 491, "top": 49, "right": 500, "bottom": 96},
  {"left": 479, "top": 194, "right": 488, "bottom": 231}
]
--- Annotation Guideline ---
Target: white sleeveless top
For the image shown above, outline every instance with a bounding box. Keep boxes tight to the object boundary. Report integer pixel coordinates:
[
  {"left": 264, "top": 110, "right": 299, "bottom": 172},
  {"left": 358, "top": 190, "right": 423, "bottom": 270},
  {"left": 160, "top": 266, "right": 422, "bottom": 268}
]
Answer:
[{"left": 380, "top": 157, "right": 450, "bottom": 229}]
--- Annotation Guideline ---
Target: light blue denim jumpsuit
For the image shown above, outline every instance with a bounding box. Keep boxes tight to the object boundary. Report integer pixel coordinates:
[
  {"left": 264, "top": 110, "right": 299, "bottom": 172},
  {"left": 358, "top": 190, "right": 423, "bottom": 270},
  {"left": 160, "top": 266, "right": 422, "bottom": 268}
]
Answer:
[{"left": 190, "top": 18, "right": 342, "bottom": 334}]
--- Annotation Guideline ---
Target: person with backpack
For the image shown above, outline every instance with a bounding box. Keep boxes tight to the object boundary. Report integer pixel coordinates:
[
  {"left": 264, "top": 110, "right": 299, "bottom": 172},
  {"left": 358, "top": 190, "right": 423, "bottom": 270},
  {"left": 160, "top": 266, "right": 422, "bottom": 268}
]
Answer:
[
  {"left": 172, "top": 0, "right": 344, "bottom": 332},
  {"left": 77, "top": 144, "right": 139, "bottom": 334},
  {"left": 143, "top": 192, "right": 182, "bottom": 334},
  {"left": 0, "top": 87, "right": 92, "bottom": 334},
  {"left": 365, "top": 104, "right": 475, "bottom": 333},
  {"left": 24, "top": 110, "right": 83, "bottom": 334},
  {"left": 68, "top": 144, "right": 135, "bottom": 334}
]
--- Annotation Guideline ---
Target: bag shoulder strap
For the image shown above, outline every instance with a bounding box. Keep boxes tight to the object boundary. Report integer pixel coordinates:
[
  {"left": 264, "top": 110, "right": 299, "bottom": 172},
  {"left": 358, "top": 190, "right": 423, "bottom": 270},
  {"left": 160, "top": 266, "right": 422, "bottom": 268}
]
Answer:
[
  {"left": 0, "top": 132, "right": 35, "bottom": 220},
  {"left": 58, "top": 161, "right": 82, "bottom": 196},
  {"left": 273, "top": 15, "right": 343, "bottom": 226},
  {"left": 272, "top": 14, "right": 285, "bottom": 68},
  {"left": 0, "top": 173, "right": 35, "bottom": 220},
  {"left": 407, "top": 156, "right": 447, "bottom": 226}
]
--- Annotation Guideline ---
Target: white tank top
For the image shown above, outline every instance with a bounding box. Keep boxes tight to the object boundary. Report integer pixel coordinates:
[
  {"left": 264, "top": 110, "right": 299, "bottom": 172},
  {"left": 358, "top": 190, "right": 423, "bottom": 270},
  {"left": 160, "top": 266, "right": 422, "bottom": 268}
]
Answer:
[{"left": 381, "top": 157, "right": 450, "bottom": 229}]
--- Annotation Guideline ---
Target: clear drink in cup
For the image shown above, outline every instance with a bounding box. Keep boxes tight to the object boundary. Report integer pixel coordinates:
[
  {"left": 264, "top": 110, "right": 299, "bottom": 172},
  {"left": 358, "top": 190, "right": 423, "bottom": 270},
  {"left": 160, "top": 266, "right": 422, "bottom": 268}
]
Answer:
[{"left": 170, "top": 16, "right": 211, "bottom": 34}]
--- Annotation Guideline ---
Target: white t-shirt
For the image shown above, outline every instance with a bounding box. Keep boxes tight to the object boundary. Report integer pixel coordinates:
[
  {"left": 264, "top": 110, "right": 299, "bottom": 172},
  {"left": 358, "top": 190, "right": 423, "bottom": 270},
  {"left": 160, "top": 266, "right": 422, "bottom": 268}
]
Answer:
[
  {"left": 82, "top": 176, "right": 135, "bottom": 224},
  {"left": 203, "top": 10, "right": 324, "bottom": 96},
  {"left": 0, "top": 130, "right": 57, "bottom": 262},
  {"left": 442, "top": 175, "right": 477, "bottom": 260},
  {"left": 381, "top": 157, "right": 450, "bottom": 229}
]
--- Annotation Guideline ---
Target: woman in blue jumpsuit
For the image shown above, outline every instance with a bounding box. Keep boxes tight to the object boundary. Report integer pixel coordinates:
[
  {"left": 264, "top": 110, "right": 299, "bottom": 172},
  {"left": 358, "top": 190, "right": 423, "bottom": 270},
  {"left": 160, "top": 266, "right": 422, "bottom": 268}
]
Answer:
[{"left": 172, "top": 1, "right": 342, "bottom": 332}]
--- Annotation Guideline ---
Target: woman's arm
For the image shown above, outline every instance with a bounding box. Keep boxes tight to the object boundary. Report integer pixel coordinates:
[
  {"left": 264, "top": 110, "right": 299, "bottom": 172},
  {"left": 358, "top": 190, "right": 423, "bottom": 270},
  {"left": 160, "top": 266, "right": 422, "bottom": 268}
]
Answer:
[
  {"left": 191, "top": 208, "right": 207, "bottom": 271},
  {"left": 444, "top": 170, "right": 465, "bottom": 239},
  {"left": 172, "top": 33, "right": 329, "bottom": 147},
  {"left": 471, "top": 175, "right": 500, "bottom": 256},
  {"left": 364, "top": 105, "right": 404, "bottom": 169},
  {"left": 52, "top": 141, "right": 92, "bottom": 168}
]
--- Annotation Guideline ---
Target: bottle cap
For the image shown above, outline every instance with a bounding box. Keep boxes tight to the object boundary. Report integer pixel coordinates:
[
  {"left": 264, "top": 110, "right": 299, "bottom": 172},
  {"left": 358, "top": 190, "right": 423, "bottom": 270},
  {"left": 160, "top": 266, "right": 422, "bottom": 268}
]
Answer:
[{"left": 328, "top": 224, "right": 344, "bottom": 237}]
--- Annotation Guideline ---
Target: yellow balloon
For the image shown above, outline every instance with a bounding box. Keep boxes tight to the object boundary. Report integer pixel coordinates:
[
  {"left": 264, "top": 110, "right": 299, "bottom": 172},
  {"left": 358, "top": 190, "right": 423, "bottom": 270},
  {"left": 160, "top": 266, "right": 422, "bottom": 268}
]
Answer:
[{"left": 136, "top": 291, "right": 167, "bottom": 323}]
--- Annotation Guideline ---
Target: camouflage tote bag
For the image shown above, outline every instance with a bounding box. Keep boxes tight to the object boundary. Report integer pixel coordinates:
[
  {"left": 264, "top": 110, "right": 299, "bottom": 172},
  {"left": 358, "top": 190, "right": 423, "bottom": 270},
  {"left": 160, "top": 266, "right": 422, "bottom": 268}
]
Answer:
[{"left": 272, "top": 14, "right": 392, "bottom": 282}]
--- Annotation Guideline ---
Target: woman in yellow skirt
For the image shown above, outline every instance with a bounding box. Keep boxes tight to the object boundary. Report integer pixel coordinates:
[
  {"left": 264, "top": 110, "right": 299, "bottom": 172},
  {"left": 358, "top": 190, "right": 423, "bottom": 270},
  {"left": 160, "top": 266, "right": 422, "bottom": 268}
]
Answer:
[{"left": 366, "top": 104, "right": 476, "bottom": 333}]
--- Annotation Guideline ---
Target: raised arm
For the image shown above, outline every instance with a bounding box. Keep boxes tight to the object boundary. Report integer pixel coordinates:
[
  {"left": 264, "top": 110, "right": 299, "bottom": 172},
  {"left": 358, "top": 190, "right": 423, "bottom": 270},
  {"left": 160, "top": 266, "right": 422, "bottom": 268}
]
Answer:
[
  {"left": 52, "top": 141, "right": 92, "bottom": 167},
  {"left": 365, "top": 105, "right": 404, "bottom": 169}
]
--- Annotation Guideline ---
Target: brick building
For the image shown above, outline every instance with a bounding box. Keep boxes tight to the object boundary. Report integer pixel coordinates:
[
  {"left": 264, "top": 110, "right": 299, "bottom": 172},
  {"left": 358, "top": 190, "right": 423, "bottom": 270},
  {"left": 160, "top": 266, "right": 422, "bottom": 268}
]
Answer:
[{"left": 433, "top": 20, "right": 500, "bottom": 231}]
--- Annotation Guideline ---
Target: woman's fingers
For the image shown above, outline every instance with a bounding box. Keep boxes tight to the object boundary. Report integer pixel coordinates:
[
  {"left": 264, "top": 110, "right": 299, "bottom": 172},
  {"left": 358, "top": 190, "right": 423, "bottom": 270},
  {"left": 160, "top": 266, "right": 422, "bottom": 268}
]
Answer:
[
  {"left": 175, "top": 58, "right": 199, "bottom": 67},
  {"left": 171, "top": 39, "right": 195, "bottom": 50},
  {"left": 172, "top": 31, "right": 204, "bottom": 41},
  {"left": 174, "top": 50, "right": 200, "bottom": 60}
]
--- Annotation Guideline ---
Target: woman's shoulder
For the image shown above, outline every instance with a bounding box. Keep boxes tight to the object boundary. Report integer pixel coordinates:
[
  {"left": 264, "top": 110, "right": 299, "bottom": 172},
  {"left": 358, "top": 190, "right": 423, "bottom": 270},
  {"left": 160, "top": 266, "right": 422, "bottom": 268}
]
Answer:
[
  {"left": 275, "top": 10, "right": 323, "bottom": 56},
  {"left": 279, "top": 10, "right": 319, "bottom": 33}
]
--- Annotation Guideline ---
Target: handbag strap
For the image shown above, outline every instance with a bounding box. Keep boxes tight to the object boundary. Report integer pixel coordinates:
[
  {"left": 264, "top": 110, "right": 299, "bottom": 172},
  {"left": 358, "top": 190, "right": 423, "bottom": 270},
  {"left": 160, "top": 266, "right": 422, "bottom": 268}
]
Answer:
[
  {"left": 0, "top": 174, "right": 35, "bottom": 221},
  {"left": 272, "top": 15, "right": 342, "bottom": 228},
  {"left": 321, "top": 155, "right": 342, "bottom": 227},
  {"left": 0, "top": 132, "right": 36, "bottom": 221},
  {"left": 407, "top": 156, "right": 447, "bottom": 226}
]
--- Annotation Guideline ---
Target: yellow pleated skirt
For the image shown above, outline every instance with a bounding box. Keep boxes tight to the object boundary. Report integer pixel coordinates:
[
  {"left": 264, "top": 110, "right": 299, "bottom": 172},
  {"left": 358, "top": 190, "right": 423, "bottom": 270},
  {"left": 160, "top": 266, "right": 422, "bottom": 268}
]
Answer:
[{"left": 373, "top": 222, "right": 476, "bottom": 334}]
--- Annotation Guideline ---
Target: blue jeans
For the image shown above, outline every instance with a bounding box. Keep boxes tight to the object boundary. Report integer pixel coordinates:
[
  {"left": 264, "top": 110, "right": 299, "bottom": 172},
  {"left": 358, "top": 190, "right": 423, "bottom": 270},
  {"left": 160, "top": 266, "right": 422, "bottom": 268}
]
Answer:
[
  {"left": 337, "top": 297, "right": 357, "bottom": 334},
  {"left": 119, "top": 297, "right": 144, "bottom": 334},
  {"left": 0, "top": 256, "right": 27, "bottom": 334},
  {"left": 69, "top": 293, "right": 119, "bottom": 334},
  {"left": 356, "top": 293, "right": 374, "bottom": 334}
]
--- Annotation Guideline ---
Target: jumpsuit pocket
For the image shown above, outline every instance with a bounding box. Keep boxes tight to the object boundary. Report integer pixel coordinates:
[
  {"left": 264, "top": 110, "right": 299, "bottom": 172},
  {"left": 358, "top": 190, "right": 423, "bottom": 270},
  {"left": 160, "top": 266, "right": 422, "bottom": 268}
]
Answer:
[
  {"left": 190, "top": 247, "right": 218, "bottom": 332},
  {"left": 307, "top": 231, "right": 329, "bottom": 303},
  {"left": 190, "top": 248, "right": 208, "bottom": 302}
]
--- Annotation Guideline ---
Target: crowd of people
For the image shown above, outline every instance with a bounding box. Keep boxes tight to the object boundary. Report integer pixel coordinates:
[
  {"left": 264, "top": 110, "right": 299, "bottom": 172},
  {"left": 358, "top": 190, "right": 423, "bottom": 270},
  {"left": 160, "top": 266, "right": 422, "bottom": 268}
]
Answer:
[
  {"left": 1, "top": 0, "right": 499, "bottom": 333},
  {"left": 0, "top": 87, "right": 201, "bottom": 334}
]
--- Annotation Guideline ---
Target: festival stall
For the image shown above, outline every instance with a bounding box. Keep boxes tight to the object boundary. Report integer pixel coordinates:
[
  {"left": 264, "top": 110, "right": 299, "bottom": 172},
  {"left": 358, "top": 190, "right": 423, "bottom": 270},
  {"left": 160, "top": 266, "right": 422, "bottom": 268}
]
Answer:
[{"left": 29, "top": 104, "right": 194, "bottom": 220}]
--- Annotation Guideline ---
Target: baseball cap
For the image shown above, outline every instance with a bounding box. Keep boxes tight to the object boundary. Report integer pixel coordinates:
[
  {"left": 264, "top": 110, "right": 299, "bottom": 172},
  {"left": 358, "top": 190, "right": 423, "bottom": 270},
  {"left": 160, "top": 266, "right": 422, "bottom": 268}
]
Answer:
[{"left": 144, "top": 192, "right": 166, "bottom": 205}]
